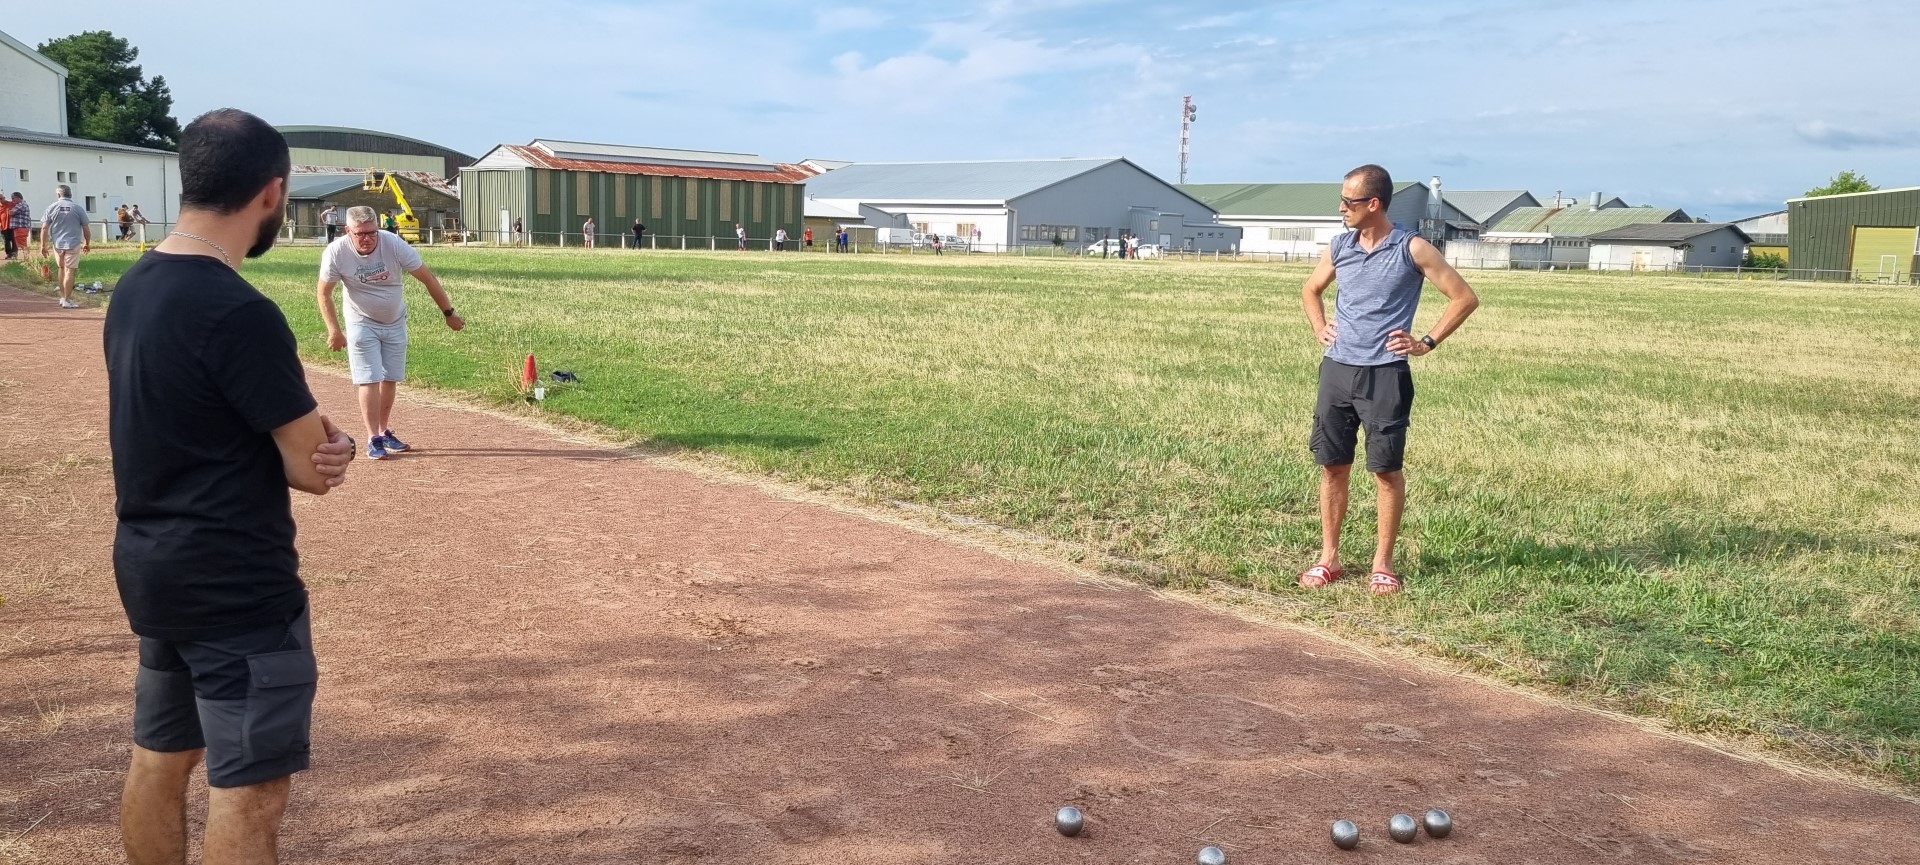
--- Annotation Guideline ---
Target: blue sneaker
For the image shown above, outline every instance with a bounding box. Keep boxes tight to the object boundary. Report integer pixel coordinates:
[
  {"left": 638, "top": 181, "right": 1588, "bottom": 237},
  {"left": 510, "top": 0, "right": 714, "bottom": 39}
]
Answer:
[
  {"left": 380, "top": 429, "right": 410, "bottom": 452},
  {"left": 366, "top": 438, "right": 388, "bottom": 460}
]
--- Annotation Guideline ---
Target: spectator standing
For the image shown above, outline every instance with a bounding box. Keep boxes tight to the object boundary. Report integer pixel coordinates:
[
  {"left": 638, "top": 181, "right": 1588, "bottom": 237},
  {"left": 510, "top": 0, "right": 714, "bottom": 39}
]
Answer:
[
  {"left": 582, "top": 217, "right": 595, "bottom": 249},
  {"left": 40, "top": 185, "right": 92, "bottom": 308},
  {"left": 321, "top": 204, "right": 343, "bottom": 243},
  {"left": 7, "top": 194, "right": 28, "bottom": 260}
]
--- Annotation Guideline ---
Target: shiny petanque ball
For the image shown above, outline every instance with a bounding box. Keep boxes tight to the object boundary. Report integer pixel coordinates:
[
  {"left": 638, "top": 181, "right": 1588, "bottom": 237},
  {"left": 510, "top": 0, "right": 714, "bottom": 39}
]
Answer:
[
  {"left": 1388, "top": 813, "right": 1418, "bottom": 843},
  {"left": 1054, "top": 806, "right": 1084, "bottom": 837},
  {"left": 1423, "top": 808, "right": 1453, "bottom": 839},
  {"left": 1330, "top": 819, "right": 1360, "bottom": 850},
  {"left": 1196, "top": 845, "right": 1227, "bottom": 865}
]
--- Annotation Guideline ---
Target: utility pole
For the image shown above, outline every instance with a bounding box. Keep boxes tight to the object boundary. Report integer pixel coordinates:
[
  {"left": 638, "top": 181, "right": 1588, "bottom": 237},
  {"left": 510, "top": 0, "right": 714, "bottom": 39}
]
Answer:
[{"left": 1178, "top": 96, "right": 1197, "bottom": 185}]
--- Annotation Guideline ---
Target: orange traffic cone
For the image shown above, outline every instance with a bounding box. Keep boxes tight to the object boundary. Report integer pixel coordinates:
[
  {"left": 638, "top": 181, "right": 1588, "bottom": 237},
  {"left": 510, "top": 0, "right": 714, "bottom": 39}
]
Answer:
[{"left": 520, "top": 353, "right": 537, "bottom": 391}]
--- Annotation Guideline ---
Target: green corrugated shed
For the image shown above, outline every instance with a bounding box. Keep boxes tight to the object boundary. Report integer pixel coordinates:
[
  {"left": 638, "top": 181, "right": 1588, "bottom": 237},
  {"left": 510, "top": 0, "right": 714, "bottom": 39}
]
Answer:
[
  {"left": 1489, "top": 206, "right": 1689, "bottom": 236},
  {"left": 1179, "top": 181, "right": 1420, "bottom": 217},
  {"left": 1785, "top": 186, "right": 1920, "bottom": 280}
]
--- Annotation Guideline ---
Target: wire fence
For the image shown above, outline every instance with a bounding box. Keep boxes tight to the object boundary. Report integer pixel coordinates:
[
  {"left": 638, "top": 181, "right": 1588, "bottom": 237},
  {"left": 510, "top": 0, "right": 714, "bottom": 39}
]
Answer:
[{"left": 10, "top": 220, "right": 1912, "bottom": 287}]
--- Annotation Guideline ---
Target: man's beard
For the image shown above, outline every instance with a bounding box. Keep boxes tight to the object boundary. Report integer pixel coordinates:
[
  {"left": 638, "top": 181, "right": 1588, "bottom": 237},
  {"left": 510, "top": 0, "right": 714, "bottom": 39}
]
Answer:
[{"left": 246, "top": 211, "right": 284, "bottom": 258}]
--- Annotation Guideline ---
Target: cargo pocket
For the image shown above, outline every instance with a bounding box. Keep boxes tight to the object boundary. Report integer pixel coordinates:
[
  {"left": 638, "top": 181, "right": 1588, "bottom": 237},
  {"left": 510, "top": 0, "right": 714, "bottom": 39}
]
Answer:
[{"left": 242, "top": 649, "right": 318, "bottom": 764}]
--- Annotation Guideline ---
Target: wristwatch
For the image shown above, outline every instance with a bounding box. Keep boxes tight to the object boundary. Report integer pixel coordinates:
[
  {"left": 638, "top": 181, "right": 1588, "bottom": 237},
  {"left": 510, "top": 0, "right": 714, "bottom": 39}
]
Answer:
[
  {"left": 442, "top": 306, "right": 455, "bottom": 317},
  {"left": 1420, "top": 334, "right": 1437, "bottom": 350}
]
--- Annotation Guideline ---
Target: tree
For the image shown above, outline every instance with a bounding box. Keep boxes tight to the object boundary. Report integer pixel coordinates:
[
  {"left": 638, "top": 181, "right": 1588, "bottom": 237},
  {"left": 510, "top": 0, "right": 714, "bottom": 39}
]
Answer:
[
  {"left": 1804, "top": 171, "right": 1876, "bottom": 198},
  {"left": 35, "top": 31, "right": 181, "bottom": 151}
]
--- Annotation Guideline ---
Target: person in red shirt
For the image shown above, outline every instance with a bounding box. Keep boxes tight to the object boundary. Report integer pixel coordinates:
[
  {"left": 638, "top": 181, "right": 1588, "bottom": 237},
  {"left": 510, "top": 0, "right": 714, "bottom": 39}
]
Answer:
[{"left": 803, "top": 226, "right": 813, "bottom": 249}]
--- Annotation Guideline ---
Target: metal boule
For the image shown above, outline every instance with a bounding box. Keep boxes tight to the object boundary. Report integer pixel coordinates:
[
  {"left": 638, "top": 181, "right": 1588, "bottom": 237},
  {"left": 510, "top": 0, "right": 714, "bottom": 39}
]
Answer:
[
  {"left": 1331, "top": 819, "right": 1360, "bottom": 850},
  {"left": 1197, "top": 845, "right": 1227, "bottom": 865},
  {"left": 1054, "top": 806, "right": 1083, "bottom": 837},
  {"left": 1423, "top": 808, "right": 1453, "bottom": 839},
  {"left": 1388, "top": 813, "right": 1418, "bottom": 843}
]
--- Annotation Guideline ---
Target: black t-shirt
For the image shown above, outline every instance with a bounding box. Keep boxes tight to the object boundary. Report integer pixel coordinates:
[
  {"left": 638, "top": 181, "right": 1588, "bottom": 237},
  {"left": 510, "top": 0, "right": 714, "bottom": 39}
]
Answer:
[{"left": 104, "top": 252, "right": 318, "bottom": 640}]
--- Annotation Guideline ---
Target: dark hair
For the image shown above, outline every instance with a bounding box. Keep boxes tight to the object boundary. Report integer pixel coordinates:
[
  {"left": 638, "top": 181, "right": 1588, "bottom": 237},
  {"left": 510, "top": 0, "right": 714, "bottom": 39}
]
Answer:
[
  {"left": 178, "top": 108, "right": 290, "bottom": 214},
  {"left": 1344, "top": 164, "right": 1393, "bottom": 209}
]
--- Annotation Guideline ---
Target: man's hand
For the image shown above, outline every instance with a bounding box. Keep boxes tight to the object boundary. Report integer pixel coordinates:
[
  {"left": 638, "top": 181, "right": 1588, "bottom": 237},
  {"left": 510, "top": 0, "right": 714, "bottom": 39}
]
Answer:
[
  {"left": 446, "top": 313, "right": 465, "bottom": 332},
  {"left": 326, "top": 328, "right": 346, "bottom": 351},
  {"left": 313, "top": 414, "right": 355, "bottom": 488},
  {"left": 1317, "top": 321, "right": 1339, "bottom": 347},
  {"left": 1386, "top": 329, "right": 1432, "bottom": 357}
]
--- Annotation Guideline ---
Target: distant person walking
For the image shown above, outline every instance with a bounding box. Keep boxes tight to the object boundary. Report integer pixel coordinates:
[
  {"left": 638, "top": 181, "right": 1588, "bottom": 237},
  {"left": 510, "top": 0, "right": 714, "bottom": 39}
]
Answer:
[
  {"left": 932, "top": 235, "right": 943, "bottom": 255},
  {"left": 1297, "top": 164, "right": 1480, "bottom": 596},
  {"left": 735, "top": 223, "right": 747, "bottom": 251},
  {"left": 39, "top": 185, "right": 91, "bottom": 308},
  {"left": 316, "top": 206, "right": 465, "bottom": 460},
  {"left": 631, "top": 219, "right": 646, "bottom": 249},
  {"left": 322, "top": 204, "right": 343, "bottom": 243},
  {"left": 581, "top": 217, "right": 595, "bottom": 249},
  {"left": 131, "top": 204, "right": 150, "bottom": 241},
  {"left": 512, "top": 216, "right": 524, "bottom": 246},
  {"left": 774, "top": 227, "right": 788, "bottom": 251},
  {"left": 118, "top": 204, "right": 135, "bottom": 240},
  {"left": 803, "top": 226, "right": 813, "bottom": 249},
  {"left": 7, "top": 193, "right": 28, "bottom": 260},
  {"left": 836, "top": 228, "right": 849, "bottom": 253}
]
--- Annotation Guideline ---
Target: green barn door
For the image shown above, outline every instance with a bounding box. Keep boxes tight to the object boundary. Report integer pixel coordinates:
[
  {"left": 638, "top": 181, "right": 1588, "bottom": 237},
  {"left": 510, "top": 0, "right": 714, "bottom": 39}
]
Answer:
[{"left": 1850, "top": 227, "right": 1917, "bottom": 282}]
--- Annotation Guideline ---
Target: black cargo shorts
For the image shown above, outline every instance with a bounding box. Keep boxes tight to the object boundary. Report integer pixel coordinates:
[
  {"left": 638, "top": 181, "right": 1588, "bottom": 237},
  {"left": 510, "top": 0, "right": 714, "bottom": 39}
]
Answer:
[
  {"left": 133, "top": 605, "right": 317, "bottom": 788},
  {"left": 1310, "top": 357, "right": 1414, "bottom": 473}
]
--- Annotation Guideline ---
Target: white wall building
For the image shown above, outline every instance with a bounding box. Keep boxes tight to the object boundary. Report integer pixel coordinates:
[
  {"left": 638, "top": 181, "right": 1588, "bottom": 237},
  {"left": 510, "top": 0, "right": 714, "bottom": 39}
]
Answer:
[
  {"left": 1178, "top": 181, "right": 1473, "bottom": 257},
  {"left": 1587, "top": 223, "right": 1752, "bottom": 271},
  {"left": 0, "top": 29, "right": 181, "bottom": 227},
  {"left": 802, "top": 157, "right": 1240, "bottom": 252}
]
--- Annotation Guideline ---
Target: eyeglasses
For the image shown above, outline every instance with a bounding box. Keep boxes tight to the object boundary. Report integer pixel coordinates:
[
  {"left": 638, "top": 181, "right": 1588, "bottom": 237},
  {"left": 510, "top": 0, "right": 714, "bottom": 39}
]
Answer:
[
  {"left": 1339, "top": 195, "right": 1377, "bottom": 208},
  {"left": 348, "top": 229, "right": 379, "bottom": 238}
]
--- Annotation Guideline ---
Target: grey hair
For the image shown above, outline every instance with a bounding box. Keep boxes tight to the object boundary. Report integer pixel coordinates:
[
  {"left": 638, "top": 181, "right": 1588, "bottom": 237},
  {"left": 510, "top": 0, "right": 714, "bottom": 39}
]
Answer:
[
  {"left": 55, "top": 184, "right": 71, "bottom": 198},
  {"left": 345, "top": 205, "right": 379, "bottom": 225}
]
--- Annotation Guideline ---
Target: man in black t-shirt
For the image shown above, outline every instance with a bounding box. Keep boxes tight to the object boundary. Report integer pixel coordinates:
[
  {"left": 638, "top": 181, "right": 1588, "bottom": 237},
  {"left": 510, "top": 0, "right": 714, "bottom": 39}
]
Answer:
[{"left": 106, "top": 108, "right": 356, "bottom": 865}]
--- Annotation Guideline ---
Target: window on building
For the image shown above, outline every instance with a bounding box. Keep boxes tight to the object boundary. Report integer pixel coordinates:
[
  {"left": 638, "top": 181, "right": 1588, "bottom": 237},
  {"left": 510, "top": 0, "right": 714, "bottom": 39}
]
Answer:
[
  {"left": 71, "top": 172, "right": 78, "bottom": 184},
  {"left": 56, "top": 171, "right": 66, "bottom": 182},
  {"left": 576, "top": 173, "right": 592, "bottom": 216},
  {"left": 85, "top": 196, "right": 96, "bottom": 211},
  {"left": 685, "top": 180, "right": 699, "bottom": 219},
  {"left": 956, "top": 222, "right": 976, "bottom": 239},
  {"left": 536, "top": 171, "right": 552, "bottom": 215},
  {"left": 1269, "top": 227, "right": 1316, "bottom": 241},
  {"left": 1710, "top": 245, "right": 1717, "bottom": 253},
  {"left": 912, "top": 222, "right": 928, "bottom": 233},
  {"left": 17, "top": 170, "right": 27, "bottom": 182},
  {"left": 125, "top": 175, "right": 135, "bottom": 186}
]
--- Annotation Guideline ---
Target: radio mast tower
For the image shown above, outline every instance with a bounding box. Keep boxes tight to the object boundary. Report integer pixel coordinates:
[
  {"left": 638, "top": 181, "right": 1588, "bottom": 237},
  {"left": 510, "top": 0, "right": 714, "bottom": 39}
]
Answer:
[{"left": 1178, "top": 96, "right": 1197, "bottom": 184}]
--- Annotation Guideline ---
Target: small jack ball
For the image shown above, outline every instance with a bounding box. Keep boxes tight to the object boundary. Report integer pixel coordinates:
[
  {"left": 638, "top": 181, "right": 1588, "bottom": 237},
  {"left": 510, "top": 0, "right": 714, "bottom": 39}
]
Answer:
[
  {"left": 1055, "top": 806, "right": 1083, "bottom": 837},
  {"left": 1423, "top": 808, "right": 1453, "bottom": 839},
  {"left": 1197, "top": 845, "right": 1227, "bottom": 865},
  {"left": 1389, "top": 813, "right": 1418, "bottom": 843},
  {"left": 1331, "top": 819, "right": 1360, "bottom": 850}
]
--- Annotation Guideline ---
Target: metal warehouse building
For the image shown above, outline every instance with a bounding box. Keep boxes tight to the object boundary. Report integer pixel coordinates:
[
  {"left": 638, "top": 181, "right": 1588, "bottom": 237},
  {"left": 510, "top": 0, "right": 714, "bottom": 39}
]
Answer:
[
  {"left": 276, "top": 126, "right": 474, "bottom": 179},
  {"left": 460, "top": 140, "right": 809, "bottom": 247},
  {"left": 1178, "top": 181, "right": 1475, "bottom": 257},
  {"left": 1785, "top": 187, "right": 1920, "bottom": 283},
  {"left": 804, "top": 157, "right": 1240, "bottom": 252}
]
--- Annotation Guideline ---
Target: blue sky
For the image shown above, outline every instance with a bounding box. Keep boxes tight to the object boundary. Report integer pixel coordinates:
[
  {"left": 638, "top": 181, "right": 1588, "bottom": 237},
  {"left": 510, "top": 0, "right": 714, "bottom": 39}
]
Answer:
[{"left": 10, "top": 0, "right": 1916, "bottom": 218}]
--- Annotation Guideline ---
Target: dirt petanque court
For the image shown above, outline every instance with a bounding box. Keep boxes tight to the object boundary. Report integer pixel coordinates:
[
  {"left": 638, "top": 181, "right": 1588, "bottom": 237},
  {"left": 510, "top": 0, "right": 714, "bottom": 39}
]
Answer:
[{"left": 2, "top": 285, "right": 1915, "bottom": 864}]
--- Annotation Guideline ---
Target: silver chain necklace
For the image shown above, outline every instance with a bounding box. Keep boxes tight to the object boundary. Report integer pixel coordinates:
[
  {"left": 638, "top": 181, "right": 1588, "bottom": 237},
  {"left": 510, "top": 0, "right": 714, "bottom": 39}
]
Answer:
[{"left": 168, "top": 231, "right": 233, "bottom": 268}]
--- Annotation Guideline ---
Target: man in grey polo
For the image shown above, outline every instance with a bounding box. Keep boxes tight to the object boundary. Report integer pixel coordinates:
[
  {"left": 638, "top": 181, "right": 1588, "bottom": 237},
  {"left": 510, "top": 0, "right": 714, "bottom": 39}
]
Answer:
[
  {"left": 39, "top": 184, "right": 91, "bottom": 308},
  {"left": 1297, "top": 164, "right": 1480, "bottom": 595},
  {"left": 316, "top": 206, "right": 465, "bottom": 460}
]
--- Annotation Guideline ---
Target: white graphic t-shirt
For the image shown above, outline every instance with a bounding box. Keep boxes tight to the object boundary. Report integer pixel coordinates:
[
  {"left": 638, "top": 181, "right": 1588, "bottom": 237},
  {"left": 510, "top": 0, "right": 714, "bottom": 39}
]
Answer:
[{"left": 320, "top": 231, "right": 423, "bottom": 326}]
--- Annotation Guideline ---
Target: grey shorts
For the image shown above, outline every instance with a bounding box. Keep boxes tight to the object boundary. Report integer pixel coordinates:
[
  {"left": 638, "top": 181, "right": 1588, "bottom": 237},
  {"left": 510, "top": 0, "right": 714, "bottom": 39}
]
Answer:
[
  {"left": 347, "top": 318, "right": 408, "bottom": 384},
  {"left": 1310, "top": 358, "right": 1414, "bottom": 473},
  {"left": 133, "top": 606, "right": 316, "bottom": 788}
]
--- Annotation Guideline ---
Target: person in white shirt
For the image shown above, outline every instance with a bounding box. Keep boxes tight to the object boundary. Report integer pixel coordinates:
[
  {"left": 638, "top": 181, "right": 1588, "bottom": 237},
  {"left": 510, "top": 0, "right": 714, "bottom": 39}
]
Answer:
[
  {"left": 582, "top": 217, "right": 595, "bottom": 249},
  {"left": 774, "top": 227, "right": 788, "bottom": 251},
  {"left": 315, "top": 206, "right": 465, "bottom": 459},
  {"left": 321, "top": 204, "right": 343, "bottom": 243}
]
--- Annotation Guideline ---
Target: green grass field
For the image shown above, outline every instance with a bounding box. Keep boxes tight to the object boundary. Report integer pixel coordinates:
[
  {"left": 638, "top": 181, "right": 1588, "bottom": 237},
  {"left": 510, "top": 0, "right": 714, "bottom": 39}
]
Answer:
[{"left": 15, "top": 245, "right": 1920, "bottom": 787}]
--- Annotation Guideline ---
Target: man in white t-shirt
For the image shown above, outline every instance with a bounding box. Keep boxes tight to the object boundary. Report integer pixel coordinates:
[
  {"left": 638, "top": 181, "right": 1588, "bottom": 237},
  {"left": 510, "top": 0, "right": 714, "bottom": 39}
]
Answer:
[
  {"left": 315, "top": 206, "right": 465, "bottom": 460},
  {"left": 581, "top": 217, "right": 595, "bottom": 249}
]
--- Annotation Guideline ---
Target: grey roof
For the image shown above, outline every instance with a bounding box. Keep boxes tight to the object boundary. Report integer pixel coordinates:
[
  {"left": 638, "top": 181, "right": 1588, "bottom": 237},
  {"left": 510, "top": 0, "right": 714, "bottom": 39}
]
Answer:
[
  {"left": 803, "top": 158, "right": 1122, "bottom": 202},
  {"left": 286, "top": 173, "right": 367, "bottom": 200},
  {"left": 1748, "top": 232, "right": 1788, "bottom": 246},
  {"left": 1438, "top": 190, "right": 1537, "bottom": 224},
  {"left": 1180, "top": 181, "right": 1421, "bottom": 218},
  {"left": 1587, "top": 222, "right": 1753, "bottom": 244},
  {"left": 0, "top": 125, "right": 174, "bottom": 156},
  {"left": 1730, "top": 209, "right": 1785, "bottom": 222}
]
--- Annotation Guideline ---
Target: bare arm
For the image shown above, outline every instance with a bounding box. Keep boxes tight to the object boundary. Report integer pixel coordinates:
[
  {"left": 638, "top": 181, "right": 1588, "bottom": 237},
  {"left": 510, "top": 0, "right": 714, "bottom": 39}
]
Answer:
[
  {"left": 316, "top": 278, "right": 347, "bottom": 350},
  {"left": 271, "top": 409, "right": 335, "bottom": 495},
  {"left": 1386, "top": 237, "right": 1480, "bottom": 357},
  {"left": 1300, "top": 253, "right": 1339, "bottom": 347},
  {"left": 408, "top": 265, "right": 464, "bottom": 330}
]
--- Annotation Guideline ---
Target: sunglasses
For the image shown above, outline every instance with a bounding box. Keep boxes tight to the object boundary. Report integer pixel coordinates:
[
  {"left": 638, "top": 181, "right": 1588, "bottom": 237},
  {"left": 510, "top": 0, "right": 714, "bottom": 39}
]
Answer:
[
  {"left": 348, "top": 229, "right": 380, "bottom": 238},
  {"left": 1339, "top": 195, "right": 1377, "bottom": 208}
]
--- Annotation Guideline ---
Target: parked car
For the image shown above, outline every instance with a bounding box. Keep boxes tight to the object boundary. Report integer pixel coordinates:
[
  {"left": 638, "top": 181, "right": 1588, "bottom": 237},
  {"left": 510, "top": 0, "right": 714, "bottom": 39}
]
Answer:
[
  {"left": 1085, "top": 238, "right": 1124, "bottom": 256},
  {"left": 1133, "top": 243, "right": 1162, "bottom": 259}
]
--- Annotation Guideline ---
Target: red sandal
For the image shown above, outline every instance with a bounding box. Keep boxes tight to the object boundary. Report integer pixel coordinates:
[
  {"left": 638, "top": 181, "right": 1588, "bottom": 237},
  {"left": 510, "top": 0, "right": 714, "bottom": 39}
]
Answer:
[
  {"left": 1298, "top": 563, "right": 1343, "bottom": 588},
  {"left": 1369, "top": 571, "right": 1403, "bottom": 595}
]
